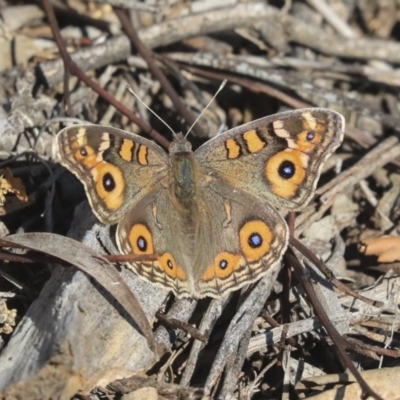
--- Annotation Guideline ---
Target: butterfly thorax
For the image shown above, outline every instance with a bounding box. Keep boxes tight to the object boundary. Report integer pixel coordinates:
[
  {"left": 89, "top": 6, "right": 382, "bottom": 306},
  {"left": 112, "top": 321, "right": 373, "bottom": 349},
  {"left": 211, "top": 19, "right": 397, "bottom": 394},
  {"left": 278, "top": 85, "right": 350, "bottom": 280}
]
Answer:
[
  {"left": 172, "top": 153, "right": 195, "bottom": 199},
  {"left": 169, "top": 134, "right": 198, "bottom": 202}
]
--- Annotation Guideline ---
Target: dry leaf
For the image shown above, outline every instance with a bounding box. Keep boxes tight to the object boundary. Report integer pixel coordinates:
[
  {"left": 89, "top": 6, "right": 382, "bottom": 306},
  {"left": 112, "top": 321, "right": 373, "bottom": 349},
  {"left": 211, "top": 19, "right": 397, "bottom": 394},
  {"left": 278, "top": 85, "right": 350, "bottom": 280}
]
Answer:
[
  {"left": 0, "top": 300, "right": 17, "bottom": 335},
  {"left": 303, "top": 366, "right": 400, "bottom": 399},
  {"left": 359, "top": 236, "right": 400, "bottom": 262},
  {"left": 0, "top": 168, "right": 28, "bottom": 206}
]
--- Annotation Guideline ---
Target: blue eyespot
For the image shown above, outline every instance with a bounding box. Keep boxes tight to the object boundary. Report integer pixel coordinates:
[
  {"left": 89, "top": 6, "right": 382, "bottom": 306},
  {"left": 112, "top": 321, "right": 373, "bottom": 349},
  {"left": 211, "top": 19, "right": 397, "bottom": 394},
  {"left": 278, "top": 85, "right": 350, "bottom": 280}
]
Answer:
[
  {"left": 103, "top": 172, "right": 115, "bottom": 191},
  {"left": 306, "top": 131, "right": 315, "bottom": 141},
  {"left": 278, "top": 160, "right": 295, "bottom": 179},
  {"left": 137, "top": 236, "right": 147, "bottom": 252},
  {"left": 248, "top": 233, "right": 262, "bottom": 248}
]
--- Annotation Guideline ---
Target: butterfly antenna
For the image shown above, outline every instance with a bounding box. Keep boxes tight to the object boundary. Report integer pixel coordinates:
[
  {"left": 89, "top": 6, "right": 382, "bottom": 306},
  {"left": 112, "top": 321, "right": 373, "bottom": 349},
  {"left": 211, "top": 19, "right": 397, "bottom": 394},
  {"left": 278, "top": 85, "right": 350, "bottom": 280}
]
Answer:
[
  {"left": 184, "top": 79, "right": 227, "bottom": 139},
  {"left": 124, "top": 82, "right": 176, "bottom": 136}
]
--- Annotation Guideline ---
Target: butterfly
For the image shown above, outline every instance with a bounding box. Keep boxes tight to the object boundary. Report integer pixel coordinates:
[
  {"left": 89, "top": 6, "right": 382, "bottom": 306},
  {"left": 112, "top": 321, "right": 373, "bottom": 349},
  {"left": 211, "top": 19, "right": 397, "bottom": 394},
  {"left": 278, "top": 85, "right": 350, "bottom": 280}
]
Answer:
[{"left": 56, "top": 108, "right": 344, "bottom": 298}]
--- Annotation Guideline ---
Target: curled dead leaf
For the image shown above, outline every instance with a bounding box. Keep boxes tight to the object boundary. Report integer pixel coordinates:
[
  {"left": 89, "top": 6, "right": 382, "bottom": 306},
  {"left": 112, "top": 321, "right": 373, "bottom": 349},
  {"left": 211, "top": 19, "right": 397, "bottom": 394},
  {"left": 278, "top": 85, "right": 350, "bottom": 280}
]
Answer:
[
  {"left": 359, "top": 235, "right": 400, "bottom": 262},
  {"left": 300, "top": 366, "right": 400, "bottom": 399},
  {"left": 0, "top": 168, "right": 28, "bottom": 206}
]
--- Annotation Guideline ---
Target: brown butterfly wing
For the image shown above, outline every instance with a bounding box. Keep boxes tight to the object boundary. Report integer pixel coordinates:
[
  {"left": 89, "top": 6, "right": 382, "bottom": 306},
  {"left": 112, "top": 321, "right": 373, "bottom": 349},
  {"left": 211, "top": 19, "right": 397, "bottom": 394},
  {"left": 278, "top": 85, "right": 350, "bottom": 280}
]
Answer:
[
  {"left": 195, "top": 108, "right": 344, "bottom": 211},
  {"left": 117, "top": 178, "right": 288, "bottom": 299},
  {"left": 56, "top": 125, "right": 170, "bottom": 224}
]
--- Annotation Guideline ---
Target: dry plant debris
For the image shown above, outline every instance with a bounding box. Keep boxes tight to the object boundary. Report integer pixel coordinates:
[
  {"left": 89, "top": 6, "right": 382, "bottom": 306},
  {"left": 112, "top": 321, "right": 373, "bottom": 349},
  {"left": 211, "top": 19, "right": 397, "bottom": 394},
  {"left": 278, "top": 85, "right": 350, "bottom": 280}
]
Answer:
[
  {"left": 360, "top": 236, "right": 400, "bottom": 263},
  {"left": 1, "top": 1, "right": 400, "bottom": 399},
  {"left": 0, "top": 168, "right": 28, "bottom": 207}
]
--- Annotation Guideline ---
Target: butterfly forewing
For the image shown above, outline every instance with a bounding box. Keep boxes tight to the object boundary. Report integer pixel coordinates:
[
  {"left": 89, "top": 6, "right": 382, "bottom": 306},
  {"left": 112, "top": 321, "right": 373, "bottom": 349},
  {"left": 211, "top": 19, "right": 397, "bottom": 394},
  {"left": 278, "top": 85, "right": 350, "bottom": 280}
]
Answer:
[
  {"left": 57, "top": 125, "right": 170, "bottom": 224},
  {"left": 195, "top": 108, "right": 344, "bottom": 211}
]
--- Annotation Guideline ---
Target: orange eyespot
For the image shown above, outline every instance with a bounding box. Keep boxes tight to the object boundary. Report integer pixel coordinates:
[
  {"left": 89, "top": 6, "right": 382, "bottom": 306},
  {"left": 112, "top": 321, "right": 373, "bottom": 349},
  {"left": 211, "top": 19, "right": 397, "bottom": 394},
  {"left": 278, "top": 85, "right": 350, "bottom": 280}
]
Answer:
[
  {"left": 296, "top": 129, "right": 321, "bottom": 152},
  {"left": 94, "top": 163, "right": 124, "bottom": 210},
  {"left": 265, "top": 150, "right": 306, "bottom": 198},
  {"left": 158, "top": 252, "right": 186, "bottom": 280},
  {"left": 239, "top": 220, "right": 272, "bottom": 262},
  {"left": 129, "top": 224, "right": 154, "bottom": 254},
  {"left": 70, "top": 138, "right": 98, "bottom": 167},
  {"left": 202, "top": 252, "right": 242, "bottom": 281}
]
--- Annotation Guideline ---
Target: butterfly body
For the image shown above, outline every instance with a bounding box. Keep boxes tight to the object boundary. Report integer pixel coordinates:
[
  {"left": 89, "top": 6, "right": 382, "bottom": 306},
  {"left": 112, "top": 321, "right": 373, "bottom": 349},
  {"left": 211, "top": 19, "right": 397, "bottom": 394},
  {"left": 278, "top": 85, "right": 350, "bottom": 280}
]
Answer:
[{"left": 57, "top": 108, "right": 344, "bottom": 299}]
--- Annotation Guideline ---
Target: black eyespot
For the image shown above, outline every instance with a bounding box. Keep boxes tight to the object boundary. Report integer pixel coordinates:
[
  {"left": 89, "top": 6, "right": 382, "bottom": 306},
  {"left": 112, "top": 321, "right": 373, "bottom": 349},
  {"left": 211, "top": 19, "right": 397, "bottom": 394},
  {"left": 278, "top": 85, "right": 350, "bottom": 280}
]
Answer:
[
  {"left": 219, "top": 259, "right": 228, "bottom": 270},
  {"left": 80, "top": 147, "right": 88, "bottom": 157},
  {"left": 306, "top": 131, "right": 315, "bottom": 141},
  {"left": 137, "top": 236, "right": 147, "bottom": 252},
  {"left": 103, "top": 172, "right": 115, "bottom": 192},
  {"left": 167, "top": 259, "right": 174, "bottom": 269},
  {"left": 248, "top": 233, "right": 262, "bottom": 249},
  {"left": 278, "top": 160, "right": 295, "bottom": 179}
]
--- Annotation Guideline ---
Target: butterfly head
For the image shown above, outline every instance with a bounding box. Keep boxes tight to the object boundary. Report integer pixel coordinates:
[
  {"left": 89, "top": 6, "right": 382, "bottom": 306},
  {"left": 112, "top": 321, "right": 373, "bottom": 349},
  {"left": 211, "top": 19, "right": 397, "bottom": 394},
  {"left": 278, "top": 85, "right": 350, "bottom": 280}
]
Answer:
[{"left": 170, "top": 132, "right": 193, "bottom": 155}]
